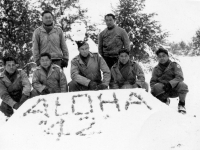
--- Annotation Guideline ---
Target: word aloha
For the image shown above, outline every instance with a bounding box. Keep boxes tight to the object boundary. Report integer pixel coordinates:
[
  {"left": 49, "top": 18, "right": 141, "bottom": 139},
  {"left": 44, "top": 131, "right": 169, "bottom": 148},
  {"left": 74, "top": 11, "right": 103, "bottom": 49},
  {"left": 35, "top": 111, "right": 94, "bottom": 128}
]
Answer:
[{"left": 23, "top": 92, "right": 152, "bottom": 140}]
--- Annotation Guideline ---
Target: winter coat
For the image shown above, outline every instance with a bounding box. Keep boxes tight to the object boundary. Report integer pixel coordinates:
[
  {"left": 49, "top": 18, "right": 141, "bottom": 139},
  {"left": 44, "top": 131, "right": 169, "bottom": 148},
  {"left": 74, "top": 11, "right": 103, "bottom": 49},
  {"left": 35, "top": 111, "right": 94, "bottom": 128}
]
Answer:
[
  {"left": 32, "top": 64, "right": 67, "bottom": 93},
  {"left": 110, "top": 60, "right": 145, "bottom": 89},
  {"left": 32, "top": 25, "right": 69, "bottom": 62},
  {"left": 98, "top": 25, "right": 130, "bottom": 57},
  {"left": 0, "top": 70, "right": 31, "bottom": 108},
  {"left": 71, "top": 53, "right": 111, "bottom": 87},
  {"left": 150, "top": 60, "right": 184, "bottom": 89}
]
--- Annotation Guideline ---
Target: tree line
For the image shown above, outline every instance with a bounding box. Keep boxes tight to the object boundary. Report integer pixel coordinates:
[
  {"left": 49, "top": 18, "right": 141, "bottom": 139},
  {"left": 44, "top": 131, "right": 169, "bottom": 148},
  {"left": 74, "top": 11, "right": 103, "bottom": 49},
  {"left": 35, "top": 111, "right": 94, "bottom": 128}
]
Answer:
[{"left": 2, "top": 0, "right": 199, "bottom": 69}]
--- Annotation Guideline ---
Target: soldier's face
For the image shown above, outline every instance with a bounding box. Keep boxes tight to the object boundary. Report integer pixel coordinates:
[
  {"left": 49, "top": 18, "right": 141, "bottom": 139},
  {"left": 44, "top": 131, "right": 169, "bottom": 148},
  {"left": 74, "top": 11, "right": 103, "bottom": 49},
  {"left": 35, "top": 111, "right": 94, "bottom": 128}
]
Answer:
[
  {"left": 119, "top": 53, "right": 129, "bottom": 64},
  {"left": 79, "top": 43, "right": 89, "bottom": 57},
  {"left": 5, "top": 61, "right": 17, "bottom": 74},
  {"left": 42, "top": 13, "right": 53, "bottom": 25},
  {"left": 40, "top": 56, "right": 51, "bottom": 69},
  {"left": 157, "top": 52, "right": 169, "bottom": 64},
  {"left": 105, "top": 16, "right": 115, "bottom": 28}
]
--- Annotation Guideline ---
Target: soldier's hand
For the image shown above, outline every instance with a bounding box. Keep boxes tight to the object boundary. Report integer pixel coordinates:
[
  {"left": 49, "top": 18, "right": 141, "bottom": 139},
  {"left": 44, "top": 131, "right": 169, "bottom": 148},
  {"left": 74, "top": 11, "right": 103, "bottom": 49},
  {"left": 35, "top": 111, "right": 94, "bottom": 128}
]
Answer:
[
  {"left": 97, "top": 84, "right": 108, "bottom": 90},
  {"left": 0, "top": 104, "right": 14, "bottom": 117},
  {"left": 61, "top": 58, "right": 68, "bottom": 68},
  {"left": 13, "top": 94, "right": 28, "bottom": 110},
  {"left": 88, "top": 81, "right": 97, "bottom": 90},
  {"left": 163, "top": 82, "right": 172, "bottom": 92},
  {"left": 41, "top": 88, "right": 50, "bottom": 95}
]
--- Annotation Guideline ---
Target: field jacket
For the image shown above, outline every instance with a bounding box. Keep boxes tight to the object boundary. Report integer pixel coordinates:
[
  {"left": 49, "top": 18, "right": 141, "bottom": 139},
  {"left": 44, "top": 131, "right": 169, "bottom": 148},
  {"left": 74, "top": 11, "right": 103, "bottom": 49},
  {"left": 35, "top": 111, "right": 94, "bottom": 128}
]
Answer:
[
  {"left": 110, "top": 60, "right": 145, "bottom": 89},
  {"left": 0, "top": 70, "right": 31, "bottom": 107},
  {"left": 150, "top": 61, "right": 184, "bottom": 89},
  {"left": 71, "top": 53, "right": 111, "bottom": 86},
  {"left": 32, "top": 64, "right": 67, "bottom": 93},
  {"left": 32, "top": 25, "right": 69, "bottom": 62}
]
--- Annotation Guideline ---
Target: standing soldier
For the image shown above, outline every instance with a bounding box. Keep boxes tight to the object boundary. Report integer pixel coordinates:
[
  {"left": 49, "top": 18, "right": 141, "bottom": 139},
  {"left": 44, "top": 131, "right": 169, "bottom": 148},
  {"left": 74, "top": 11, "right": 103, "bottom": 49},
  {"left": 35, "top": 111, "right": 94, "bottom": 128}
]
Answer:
[
  {"left": 32, "top": 10, "right": 69, "bottom": 68},
  {"left": 32, "top": 53, "right": 68, "bottom": 95},
  {"left": 150, "top": 48, "right": 188, "bottom": 114},
  {"left": 98, "top": 13, "right": 130, "bottom": 69},
  {"left": 110, "top": 48, "right": 148, "bottom": 91},
  {"left": 0, "top": 57, "right": 31, "bottom": 117},
  {"left": 69, "top": 41, "right": 110, "bottom": 92}
]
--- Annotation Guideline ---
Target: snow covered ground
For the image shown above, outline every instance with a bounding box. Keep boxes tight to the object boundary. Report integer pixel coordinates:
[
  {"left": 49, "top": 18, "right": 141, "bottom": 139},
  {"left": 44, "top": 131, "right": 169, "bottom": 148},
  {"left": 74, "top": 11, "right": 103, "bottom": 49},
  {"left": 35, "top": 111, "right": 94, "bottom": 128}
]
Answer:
[{"left": 0, "top": 55, "right": 200, "bottom": 150}]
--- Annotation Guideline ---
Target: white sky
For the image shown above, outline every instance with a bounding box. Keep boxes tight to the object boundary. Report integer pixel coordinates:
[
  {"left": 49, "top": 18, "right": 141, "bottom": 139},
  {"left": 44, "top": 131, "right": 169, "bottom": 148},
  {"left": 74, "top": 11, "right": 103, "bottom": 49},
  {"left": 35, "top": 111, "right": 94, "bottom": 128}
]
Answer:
[{"left": 79, "top": 0, "right": 200, "bottom": 43}]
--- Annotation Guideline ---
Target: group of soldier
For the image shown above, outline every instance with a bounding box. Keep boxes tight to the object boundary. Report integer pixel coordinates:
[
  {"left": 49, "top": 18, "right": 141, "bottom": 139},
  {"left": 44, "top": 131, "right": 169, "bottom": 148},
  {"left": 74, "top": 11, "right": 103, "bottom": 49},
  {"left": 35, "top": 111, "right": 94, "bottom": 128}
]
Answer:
[{"left": 0, "top": 10, "right": 188, "bottom": 117}]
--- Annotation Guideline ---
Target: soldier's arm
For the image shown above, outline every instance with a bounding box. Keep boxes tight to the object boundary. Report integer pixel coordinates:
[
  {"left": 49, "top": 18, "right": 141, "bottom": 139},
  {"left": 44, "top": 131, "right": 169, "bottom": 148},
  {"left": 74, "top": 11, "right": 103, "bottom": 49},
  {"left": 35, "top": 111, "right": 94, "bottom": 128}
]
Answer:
[
  {"left": 59, "top": 29, "right": 69, "bottom": 60},
  {"left": 121, "top": 29, "right": 130, "bottom": 51},
  {"left": 59, "top": 69, "right": 68, "bottom": 92},
  {"left": 0, "top": 80, "right": 17, "bottom": 108},
  {"left": 99, "top": 55, "right": 111, "bottom": 86},
  {"left": 32, "top": 71, "right": 46, "bottom": 93},
  {"left": 32, "top": 29, "right": 40, "bottom": 63},
  {"left": 150, "top": 68, "right": 158, "bottom": 89},
  {"left": 21, "top": 70, "right": 31, "bottom": 96},
  {"left": 169, "top": 62, "right": 184, "bottom": 88},
  {"left": 134, "top": 63, "right": 145, "bottom": 87},
  {"left": 109, "top": 68, "right": 119, "bottom": 89},
  {"left": 98, "top": 33, "right": 103, "bottom": 56},
  {"left": 71, "top": 60, "right": 91, "bottom": 87}
]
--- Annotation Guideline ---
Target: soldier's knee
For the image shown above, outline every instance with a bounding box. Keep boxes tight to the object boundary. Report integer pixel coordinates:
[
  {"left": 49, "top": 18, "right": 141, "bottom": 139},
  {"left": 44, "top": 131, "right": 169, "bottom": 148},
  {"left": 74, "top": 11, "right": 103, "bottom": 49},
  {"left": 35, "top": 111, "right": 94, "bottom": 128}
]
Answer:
[
  {"left": 30, "top": 89, "right": 40, "bottom": 98},
  {"left": 142, "top": 82, "right": 149, "bottom": 92},
  {"left": 151, "top": 83, "right": 165, "bottom": 96},
  {"left": 121, "top": 84, "right": 134, "bottom": 89},
  {"left": 177, "top": 82, "right": 189, "bottom": 93},
  {"left": 68, "top": 81, "right": 79, "bottom": 92}
]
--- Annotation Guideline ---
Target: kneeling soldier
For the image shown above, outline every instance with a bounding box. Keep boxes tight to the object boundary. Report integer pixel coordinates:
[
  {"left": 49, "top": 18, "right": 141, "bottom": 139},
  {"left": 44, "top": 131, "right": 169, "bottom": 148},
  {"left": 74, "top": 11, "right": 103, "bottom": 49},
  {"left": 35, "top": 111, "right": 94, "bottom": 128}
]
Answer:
[
  {"left": 0, "top": 57, "right": 31, "bottom": 117},
  {"left": 150, "top": 48, "right": 188, "bottom": 113},
  {"left": 110, "top": 48, "right": 148, "bottom": 91},
  {"left": 32, "top": 53, "right": 68, "bottom": 95},
  {"left": 69, "top": 41, "right": 111, "bottom": 91}
]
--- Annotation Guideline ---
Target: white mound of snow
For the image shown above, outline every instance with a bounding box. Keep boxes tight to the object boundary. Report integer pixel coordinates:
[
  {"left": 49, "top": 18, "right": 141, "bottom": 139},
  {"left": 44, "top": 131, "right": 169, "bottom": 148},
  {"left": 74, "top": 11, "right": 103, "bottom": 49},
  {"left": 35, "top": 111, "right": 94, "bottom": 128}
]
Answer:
[{"left": 0, "top": 88, "right": 199, "bottom": 150}]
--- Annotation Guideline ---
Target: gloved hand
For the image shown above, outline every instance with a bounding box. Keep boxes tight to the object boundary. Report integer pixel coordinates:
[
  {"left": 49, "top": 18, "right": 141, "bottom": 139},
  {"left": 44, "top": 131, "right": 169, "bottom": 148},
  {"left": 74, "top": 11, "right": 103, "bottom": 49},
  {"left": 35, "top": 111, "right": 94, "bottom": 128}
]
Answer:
[
  {"left": 88, "top": 81, "right": 97, "bottom": 90},
  {"left": 13, "top": 94, "right": 29, "bottom": 110},
  {"left": 41, "top": 88, "right": 50, "bottom": 95},
  {"left": 163, "top": 82, "right": 172, "bottom": 92},
  {"left": 0, "top": 103, "right": 14, "bottom": 117},
  {"left": 97, "top": 84, "right": 108, "bottom": 90},
  {"left": 61, "top": 58, "right": 68, "bottom": 68}
]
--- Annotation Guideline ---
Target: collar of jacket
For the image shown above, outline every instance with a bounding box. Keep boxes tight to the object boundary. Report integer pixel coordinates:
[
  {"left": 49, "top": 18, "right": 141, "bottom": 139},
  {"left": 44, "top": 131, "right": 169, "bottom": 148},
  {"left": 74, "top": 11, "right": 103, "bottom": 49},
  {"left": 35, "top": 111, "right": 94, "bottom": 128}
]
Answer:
[
  {"left": 107, "top": 25, "right": 116, "bottom": 30},
  {"left": 156, "top": 60, "right": 173, "bottom": 71},
  {"left": 0, "top": 69, "right": 21, "bottom": 83},
  {"left": 112, "top": 60, "right": 133, "bottom": 69},
  {"left": 37, "top": 64, "right": 57, "bottom": 77},
  {"left": 39, "top": 25, "right": 57, "bottom": 34},
  {"left": 76, "top": 52, "right": 94, "bottom": 65}
]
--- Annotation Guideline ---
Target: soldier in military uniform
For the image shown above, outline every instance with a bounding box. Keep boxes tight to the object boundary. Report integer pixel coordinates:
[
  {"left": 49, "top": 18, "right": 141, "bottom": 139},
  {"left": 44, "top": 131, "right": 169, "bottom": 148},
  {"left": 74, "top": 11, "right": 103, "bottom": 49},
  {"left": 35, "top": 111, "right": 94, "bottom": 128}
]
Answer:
[
  {"left": 110, "top": 48, "right": 148, "bottom": 91},
  {"left": 69, "top": 41, "right": 111, "bottom": 92},
  {"left": 0, "top": 57, "right": 31, "bottom": 117},
  {"left": 150, "top": 48, "right": 188, "bottom": 113},
  {"left": 98, "top": 13, "right": 130, "bottom": 69},
  {"left": 32, "top": 53, "right": 68, "bottom": 95}
]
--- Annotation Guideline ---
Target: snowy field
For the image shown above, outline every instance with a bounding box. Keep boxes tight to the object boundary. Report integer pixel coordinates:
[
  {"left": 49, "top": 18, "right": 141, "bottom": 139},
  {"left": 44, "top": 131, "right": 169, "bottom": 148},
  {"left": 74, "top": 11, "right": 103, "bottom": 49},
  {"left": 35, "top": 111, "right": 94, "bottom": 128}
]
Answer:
[{"left": 0, "top": 56, "right": 199, "bottom": 150}]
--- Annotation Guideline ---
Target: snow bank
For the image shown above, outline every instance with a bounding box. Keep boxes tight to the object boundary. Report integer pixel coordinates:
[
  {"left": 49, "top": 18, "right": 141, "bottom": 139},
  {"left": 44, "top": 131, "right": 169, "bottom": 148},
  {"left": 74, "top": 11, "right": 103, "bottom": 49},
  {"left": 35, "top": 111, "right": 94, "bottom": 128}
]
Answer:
[{"left": 0, "top": 89, "right": 198, "bottom": 150}]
